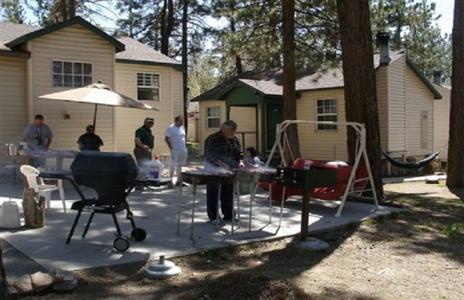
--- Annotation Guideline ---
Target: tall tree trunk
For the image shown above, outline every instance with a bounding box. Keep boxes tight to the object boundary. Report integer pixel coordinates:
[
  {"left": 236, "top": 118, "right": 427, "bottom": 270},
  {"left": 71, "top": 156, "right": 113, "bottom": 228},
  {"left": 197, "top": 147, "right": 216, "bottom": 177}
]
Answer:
[
  {"left": 182, "top": 0, "right": 189, "bottom": 132},
  {"left": 160, "top": 0, "right": 168, "bottom": 55},
  {"left": 282, "top": 0, "right": 300, "bottom": 162},
  {"left": 68, "top": 0, "right": 76, "bottom": 18},
  {"left": 229, "top": 1, "right": 242, "bottom": 76},
  {"left": 447, "top": 0, "right": 464, "bottom": 188},
  {"left": 337, "top": 0, "right": 384, "bottom": 199},
  {"left": 160, "top": 0, "right": 174, "bottom": 55}
]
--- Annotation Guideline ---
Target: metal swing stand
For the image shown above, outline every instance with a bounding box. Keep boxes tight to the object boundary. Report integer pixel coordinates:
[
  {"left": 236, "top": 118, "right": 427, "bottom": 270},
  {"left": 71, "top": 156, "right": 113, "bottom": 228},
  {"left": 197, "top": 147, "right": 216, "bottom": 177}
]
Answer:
[{"left": 264, "top": 120, "right": 380, "bottom": 218}]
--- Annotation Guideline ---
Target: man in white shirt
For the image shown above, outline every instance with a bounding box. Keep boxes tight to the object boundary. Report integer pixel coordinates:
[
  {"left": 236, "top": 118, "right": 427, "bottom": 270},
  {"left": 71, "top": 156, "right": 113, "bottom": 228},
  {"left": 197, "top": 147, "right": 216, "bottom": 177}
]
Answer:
[{"left": 165, "top": 115, "right": 188, "bottom": 187}]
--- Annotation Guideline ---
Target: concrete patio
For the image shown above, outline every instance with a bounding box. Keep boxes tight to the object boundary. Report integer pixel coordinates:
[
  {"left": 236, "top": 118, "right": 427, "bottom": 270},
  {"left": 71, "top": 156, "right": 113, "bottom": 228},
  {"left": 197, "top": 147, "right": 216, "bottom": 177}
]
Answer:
[{"left": 0, "top": 182, "right": 396, "bottom": 277}]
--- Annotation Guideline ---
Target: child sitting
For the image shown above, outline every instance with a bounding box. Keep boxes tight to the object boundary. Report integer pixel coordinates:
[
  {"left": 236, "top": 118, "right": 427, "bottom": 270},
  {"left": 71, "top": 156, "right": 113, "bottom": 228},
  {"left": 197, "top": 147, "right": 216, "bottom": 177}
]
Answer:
[{"left": 244, "top": 147, "right": 262, "bottom": 166}]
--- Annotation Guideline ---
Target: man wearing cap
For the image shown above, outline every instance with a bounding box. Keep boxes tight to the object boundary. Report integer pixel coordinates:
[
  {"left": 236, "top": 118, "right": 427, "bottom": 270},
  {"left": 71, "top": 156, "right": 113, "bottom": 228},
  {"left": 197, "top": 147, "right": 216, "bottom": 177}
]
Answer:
[{"left": 134, "top": 117, "right": 155, "bottom": 165}]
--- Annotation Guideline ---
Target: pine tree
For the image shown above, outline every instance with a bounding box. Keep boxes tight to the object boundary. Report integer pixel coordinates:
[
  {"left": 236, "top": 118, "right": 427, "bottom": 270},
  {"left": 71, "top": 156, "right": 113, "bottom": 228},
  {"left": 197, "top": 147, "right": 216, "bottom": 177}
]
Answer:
[
  {"left": 1, "top": 0, "right": 25, "bottom": 23},
  {"left": 447, "top": 0, "right": 464, "bottom": 188},
  {"left": 337, "top": 0, "right": 384, "bottom": 199},
  {"left": 371, "top": 0, "right": 452, "bottom": 81},
  {"left": 282, "top": 0, "right": 300, "bottom": 161}
]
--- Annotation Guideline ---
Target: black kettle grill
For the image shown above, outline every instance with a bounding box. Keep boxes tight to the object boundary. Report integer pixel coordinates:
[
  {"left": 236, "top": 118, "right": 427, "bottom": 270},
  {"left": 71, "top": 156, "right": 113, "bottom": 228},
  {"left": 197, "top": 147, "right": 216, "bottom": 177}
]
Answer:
[{"left": 65, "top": 152, "right": 146, "bottom": 251}]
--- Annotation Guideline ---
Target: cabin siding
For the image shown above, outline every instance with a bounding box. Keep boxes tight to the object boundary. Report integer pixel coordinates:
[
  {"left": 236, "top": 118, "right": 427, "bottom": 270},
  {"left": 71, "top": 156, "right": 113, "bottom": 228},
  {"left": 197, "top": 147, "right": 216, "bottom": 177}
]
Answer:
[
  {"left": 296, "top": 89, "right": 348, "bottom": 161},
  {"left": 404, "top": 60, "right": 434, "bottom": 156},
  {"left": 29, "top": 24, "right": 115, "bottom": 151},
  {"left": 0, "top": 56, "right": 27, "bottom": 153},
  {"left": 433, "top": 85, "right": 450, "bottom": 160},
  {"left": 114, "top": 63, "right": 182, "bottom": 156},
  {"left": 376, "top": 66, "right": 389, "bottom": 150},
  {"left": 387, "top": 56, "right": 407, "bottom": 152},
  {"left": 198, "top": 100, "right": 226, "bottom": 153},
  {"left": 230, "top": 106, "right": 258, "bottom": 151}
]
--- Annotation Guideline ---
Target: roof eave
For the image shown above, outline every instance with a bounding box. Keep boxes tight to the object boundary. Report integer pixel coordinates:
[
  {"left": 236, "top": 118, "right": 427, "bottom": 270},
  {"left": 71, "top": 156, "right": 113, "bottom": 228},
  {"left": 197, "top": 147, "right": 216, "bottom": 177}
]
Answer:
[
  {"left": 405, "top": 57, "right": 442, "bottom": 99},
  {"left": 5, "top": 17, "right": 125, "bottom": 52},
  {"left": 0, "top": 49, "right": 30, "bottom": 58},
  {"left": 115, "top": 58, "right": 183, "bottom": 71},
  {"left": 296, "top": 85, "right": 345, "bottom": 93}
]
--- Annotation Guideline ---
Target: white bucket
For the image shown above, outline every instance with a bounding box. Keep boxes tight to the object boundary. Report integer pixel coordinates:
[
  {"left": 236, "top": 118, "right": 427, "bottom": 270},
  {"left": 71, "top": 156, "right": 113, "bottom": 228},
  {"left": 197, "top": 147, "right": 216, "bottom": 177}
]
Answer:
[{"left": 0, "top": 201, "right": 21, "bottom": 229}]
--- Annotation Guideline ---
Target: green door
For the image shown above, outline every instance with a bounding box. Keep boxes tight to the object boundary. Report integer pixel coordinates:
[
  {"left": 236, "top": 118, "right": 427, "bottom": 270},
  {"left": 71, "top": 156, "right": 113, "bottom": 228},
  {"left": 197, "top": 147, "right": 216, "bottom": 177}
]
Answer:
[{"left": 265, "top": 102, "right": 283, "bottom": 151}]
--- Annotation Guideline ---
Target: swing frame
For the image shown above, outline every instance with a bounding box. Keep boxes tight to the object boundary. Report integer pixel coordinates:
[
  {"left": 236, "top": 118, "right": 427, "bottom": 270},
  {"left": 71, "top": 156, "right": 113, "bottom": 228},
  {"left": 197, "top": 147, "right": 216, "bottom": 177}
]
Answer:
[{"left": 265, "top": 120, "right": 380, "bottom": 217}]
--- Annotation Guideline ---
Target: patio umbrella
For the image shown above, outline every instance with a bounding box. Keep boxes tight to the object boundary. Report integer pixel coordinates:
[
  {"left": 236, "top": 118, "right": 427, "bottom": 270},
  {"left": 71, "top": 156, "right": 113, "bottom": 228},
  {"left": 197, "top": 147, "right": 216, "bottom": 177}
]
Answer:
[{"left": 38, "top": 81, "right": 158, "bottom": 128}]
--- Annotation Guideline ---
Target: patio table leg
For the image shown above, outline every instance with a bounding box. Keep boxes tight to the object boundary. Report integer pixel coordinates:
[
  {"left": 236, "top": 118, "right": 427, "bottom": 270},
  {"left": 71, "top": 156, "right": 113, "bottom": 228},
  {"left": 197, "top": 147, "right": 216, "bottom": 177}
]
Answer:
[
  {"left": 236, "top": 180, "right": 241, "bottom": 221},
  {"left": 216, "top": 181, "right": 221, "bottom": 232},
  {"left": 231, "top": 179, "right": 236, "bottom": 235},
  {"left": 268, "top": 181, "right": 272, "bottom": 224},
  {"left": 249, "top": 182, "right": 255, "bottom": 232},
  {"left": 278, "top": 186, "right": 286, "bottom": 230},
  {"left": 190, "top": 178, "right": 197, "bottom": 244},
  {"left": 176, "top": 180, "right": 183, "bottom": 235}
]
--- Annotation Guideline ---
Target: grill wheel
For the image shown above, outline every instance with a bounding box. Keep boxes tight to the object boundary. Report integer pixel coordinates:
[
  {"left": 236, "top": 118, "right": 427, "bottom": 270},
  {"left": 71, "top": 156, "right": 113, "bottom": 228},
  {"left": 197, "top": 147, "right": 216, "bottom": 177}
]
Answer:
[
  {"left": 132, "top": 228, "right": 147, "bottom": 242},
  {"left": 113, "top": 236, "right": 130, "bottom": 252}
]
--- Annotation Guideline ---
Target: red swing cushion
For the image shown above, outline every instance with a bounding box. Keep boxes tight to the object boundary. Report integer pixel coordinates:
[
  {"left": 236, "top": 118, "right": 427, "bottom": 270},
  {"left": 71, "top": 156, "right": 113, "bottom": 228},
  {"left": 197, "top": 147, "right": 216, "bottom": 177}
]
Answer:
[{"left": 260, "top": 159, "right": 369, "bottom": 202}]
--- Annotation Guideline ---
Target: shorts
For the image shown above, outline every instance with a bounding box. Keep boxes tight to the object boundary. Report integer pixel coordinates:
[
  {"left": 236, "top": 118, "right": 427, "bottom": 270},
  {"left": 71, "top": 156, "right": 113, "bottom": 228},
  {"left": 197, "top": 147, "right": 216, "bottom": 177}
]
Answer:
[{"left": 170, "top": 148, "right": 187, "bottom": 168}]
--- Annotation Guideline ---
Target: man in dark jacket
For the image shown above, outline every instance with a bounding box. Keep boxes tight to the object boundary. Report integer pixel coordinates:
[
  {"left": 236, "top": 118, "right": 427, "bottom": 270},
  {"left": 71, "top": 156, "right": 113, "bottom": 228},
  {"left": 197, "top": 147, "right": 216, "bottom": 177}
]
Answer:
[
  {"left": 134, "top": 117, "right": 155, "bottom": 165},
  {"left": 204, "top": 120, "right": 241, "bottom": 222},
  {"left": 77, "top": 125, "right": 103, "bottom": 151}
]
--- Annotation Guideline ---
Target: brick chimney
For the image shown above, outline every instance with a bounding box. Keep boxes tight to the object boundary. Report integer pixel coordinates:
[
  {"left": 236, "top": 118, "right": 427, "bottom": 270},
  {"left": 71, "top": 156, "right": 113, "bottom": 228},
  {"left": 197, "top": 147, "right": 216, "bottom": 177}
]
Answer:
[
  {"left": 433, "top": 71, "right": 442, "bottom": 85},
  {"left": 376, "top": 32, "right": 390, "bottom": 66}
]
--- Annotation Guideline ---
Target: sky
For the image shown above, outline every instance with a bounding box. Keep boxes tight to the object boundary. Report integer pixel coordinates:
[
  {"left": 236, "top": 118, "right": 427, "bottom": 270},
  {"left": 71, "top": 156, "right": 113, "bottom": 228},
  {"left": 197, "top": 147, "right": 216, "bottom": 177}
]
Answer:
[
  {"left": 9, "top": 0, "right": 456, "bottom": 36},
  {"left": 434, "top": 0, "right": 454, "bottom": 35}
]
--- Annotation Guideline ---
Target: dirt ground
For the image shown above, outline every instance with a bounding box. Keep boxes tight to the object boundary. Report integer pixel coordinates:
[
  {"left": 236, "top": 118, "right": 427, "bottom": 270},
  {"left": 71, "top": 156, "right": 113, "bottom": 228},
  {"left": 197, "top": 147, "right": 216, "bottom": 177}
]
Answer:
[{"left": 23, "top": 181, "right": 464, "bottom": 300}]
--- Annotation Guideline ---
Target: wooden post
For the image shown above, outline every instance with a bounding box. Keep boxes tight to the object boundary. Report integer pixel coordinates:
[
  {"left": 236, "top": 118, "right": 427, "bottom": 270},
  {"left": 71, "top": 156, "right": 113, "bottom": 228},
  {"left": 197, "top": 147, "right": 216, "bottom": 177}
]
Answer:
[{"left": 300, "top": 192, "right": 310, "bottom": 241}]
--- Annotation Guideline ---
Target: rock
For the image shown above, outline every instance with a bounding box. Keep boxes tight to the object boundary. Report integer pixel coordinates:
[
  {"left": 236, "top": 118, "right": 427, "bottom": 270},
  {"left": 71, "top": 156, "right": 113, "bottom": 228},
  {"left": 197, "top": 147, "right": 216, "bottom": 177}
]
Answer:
[
  {"left": 12, "top": 275, "right": 33, "bottom": 295},
  {"left": 31, "top": 272, "right": 53, "bottom": 292},
  {"left": 51, "top": 269, "right": 78, "bottom": 292},
  {"left": 296, "top": 237, "right": 330, "bottom": 251}
]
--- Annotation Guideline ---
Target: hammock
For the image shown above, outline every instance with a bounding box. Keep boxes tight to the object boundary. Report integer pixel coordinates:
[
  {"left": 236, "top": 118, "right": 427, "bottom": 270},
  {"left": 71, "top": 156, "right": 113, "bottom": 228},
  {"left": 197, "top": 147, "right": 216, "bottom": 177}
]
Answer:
[{"left": 382, "top": 151, "right": 440, "bottom": 169}]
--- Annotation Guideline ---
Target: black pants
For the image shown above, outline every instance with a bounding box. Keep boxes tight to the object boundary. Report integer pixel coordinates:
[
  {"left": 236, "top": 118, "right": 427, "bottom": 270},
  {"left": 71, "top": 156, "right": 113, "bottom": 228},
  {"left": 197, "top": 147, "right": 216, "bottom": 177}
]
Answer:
[{"left": 206, "top": 181, "right": 234, "bottom": 220}]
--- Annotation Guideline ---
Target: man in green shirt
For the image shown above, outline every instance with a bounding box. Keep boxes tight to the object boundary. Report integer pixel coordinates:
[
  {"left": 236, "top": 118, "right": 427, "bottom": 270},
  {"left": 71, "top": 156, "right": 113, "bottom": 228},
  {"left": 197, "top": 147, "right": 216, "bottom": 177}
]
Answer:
[{"left": 134, "top": 117, "right": 155, "bottom": 165}]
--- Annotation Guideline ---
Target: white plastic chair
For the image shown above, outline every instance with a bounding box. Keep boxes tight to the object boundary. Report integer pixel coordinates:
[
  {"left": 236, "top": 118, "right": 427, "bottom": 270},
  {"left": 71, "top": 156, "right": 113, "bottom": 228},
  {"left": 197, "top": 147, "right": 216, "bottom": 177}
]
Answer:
[{"left": 20, "top": 165, "right": 66, "bottom": 213}]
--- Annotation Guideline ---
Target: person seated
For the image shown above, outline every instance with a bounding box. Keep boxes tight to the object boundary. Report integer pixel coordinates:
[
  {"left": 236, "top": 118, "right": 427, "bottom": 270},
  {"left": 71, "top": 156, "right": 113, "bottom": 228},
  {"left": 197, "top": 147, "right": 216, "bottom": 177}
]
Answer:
[
  {"left": 77, "top": 125, "right": 104, "bottom": 151},
  {"left": 243, "top": 147, "right": 262, "bottom": 167}
]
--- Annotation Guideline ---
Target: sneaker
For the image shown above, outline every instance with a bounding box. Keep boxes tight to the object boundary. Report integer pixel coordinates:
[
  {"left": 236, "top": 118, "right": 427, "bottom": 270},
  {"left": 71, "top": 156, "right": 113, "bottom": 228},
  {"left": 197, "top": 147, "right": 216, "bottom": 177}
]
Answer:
[
  {"left": 167, "top": 182, "right": 174, "bottom": 189},
  {"left": 223, "top": 217, "right": 240, "bottom": 223},
  {"left": 209, "top": 218, "right": 225, "bottom": 226}
]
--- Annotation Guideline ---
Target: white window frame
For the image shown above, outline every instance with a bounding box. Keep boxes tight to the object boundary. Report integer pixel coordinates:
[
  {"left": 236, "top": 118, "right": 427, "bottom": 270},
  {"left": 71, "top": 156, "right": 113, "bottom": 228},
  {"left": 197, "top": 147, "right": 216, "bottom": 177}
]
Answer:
[
  {"left": 136, "top": 72, "right": 161, "bottom": 101},
  {"left": 52, "top": 60, "right": 93, "bottom": 88},
  {"left": 315, "top": 99, "right": 338, "bottom": 131},
  {"left": 206, "top": 106, "right": 221, "bottom": 129}
]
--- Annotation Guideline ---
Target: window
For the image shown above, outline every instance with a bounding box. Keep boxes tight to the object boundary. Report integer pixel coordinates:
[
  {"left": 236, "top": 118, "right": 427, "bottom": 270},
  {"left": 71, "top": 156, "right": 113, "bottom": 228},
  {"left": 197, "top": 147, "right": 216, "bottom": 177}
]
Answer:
[
  {"left": 316, "top": 99, "right": 338, "bottom": 130},
  {"left": 137, "top": 73, "right": 160, "bottom": 101},
  {"left": 207, "top": 107, "right": 221, "bottom": 128},
  {"left": 53, "top": 60, "right": 92, "bottom": 88}
]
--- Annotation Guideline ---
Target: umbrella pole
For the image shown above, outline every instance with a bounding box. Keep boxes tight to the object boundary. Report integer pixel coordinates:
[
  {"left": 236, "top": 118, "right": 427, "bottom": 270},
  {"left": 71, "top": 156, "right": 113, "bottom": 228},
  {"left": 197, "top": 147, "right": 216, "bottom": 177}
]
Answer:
[{"left": 93, "top": 104, "right": 98, "bottom": 128}]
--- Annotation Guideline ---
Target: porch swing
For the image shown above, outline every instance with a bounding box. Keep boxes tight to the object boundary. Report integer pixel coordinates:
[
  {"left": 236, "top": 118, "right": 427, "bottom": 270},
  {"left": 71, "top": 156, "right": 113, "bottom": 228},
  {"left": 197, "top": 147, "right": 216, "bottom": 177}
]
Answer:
[{"left": 263, "top": 120, "right": 380, "bottom": 217}]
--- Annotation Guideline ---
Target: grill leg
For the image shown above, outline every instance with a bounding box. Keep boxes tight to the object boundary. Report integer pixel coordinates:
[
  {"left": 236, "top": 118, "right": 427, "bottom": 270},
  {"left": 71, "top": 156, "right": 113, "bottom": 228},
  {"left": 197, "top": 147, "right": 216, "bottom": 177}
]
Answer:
[
  {"left": 112, "top": 213, "right": 122, "bottom": 236},
  {"left": 82, "top": 212, "right": 95, "bottom": 238},
  {"left": 66, "top": 209, "right": 83, "bottom": 244},
  {"left": 126, "top": 209, "right": 137, "bottom": 230}
]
